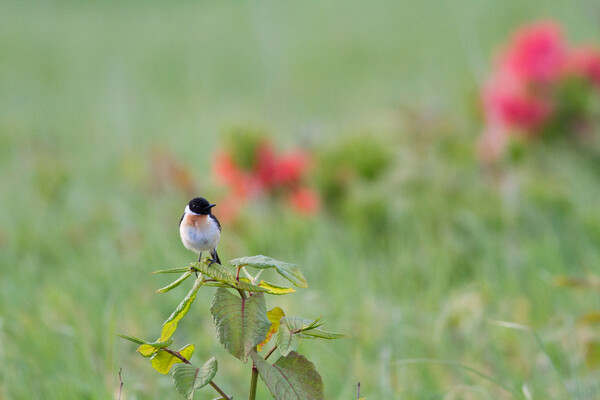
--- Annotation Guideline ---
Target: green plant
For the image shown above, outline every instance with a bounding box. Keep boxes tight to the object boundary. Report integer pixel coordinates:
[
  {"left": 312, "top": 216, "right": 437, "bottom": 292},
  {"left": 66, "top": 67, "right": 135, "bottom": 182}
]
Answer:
[{"left": 118, "top": 256, "right": 345, "bottom": 400}]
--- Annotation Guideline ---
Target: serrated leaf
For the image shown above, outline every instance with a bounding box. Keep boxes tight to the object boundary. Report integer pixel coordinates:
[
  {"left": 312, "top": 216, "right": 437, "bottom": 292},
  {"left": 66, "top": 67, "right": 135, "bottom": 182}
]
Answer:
[
  {"left": 116, "top": 333, "right": 147, "bottom": 345},
  {"left": 281, "top": 316, "right": 315, "bottom": 332},
  {"left": 276, "top": 323, "right": 300, "bottom": 356},
  {"left": 250, "top": 350, "right": 324, "bottom": 400},
  {"left": 151, "top": 344, "right": 195, "bottom": 374},
  {"left": 210, "top": 288, "right": 271, "bottom": 362},
  {"left": 194, "top": 261, "right": 238, "bottom": 283},
  {"left": 159, "top": 277, "right": 203, "bottom": 342},
  {"left": 229, "top": 255, "right": 308, "bottom": 288},
  {"left": 157, "top": 271, "right": 193, "bottom": 293},
  {"left": 258, "top": 307, "right": 286, "bottom": 351},
  {"left": 173, "top": 357, "right": 218, "bottom": 400},
  {"left": 152, "top": 267, "right": 195, "bottom": 274}
]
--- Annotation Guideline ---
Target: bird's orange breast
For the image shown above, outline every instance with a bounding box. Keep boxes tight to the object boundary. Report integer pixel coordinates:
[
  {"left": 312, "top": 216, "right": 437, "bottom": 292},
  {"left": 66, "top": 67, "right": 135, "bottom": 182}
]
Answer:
[{"left": 183, "top": 213, "right": 210, "bottom": 229}]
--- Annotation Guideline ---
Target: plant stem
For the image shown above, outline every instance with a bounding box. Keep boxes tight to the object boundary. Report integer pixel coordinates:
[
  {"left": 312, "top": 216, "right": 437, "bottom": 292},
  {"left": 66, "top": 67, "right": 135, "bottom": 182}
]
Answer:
[
  {"left": 249, "top": 363, "right": 259, "bottom": 400},
  {"left": 211, "top": 381, "right": 231, "bottom": 399},
  {"left": 264, "top": 345, "right": 277, "bottom": 360},
  {"left": 164, "top": 348, "right": 232, "bottom": 400}
]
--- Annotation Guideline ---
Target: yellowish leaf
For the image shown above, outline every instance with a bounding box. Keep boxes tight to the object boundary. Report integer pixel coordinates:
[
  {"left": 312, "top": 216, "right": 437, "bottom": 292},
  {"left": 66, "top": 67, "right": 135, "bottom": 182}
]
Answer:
[
  {"left": 258, "top": 307, "right": 285, "bottom": 351},
  {"left": 138, "top": 344, "right": 158, "bottom": 358},
  {"left": 257, "top": 281, "right": 296, "bottom": 295},
  {"left": 151, "top": 344, "right": 195, "bottom": 375},
  {"left": 159, "top": 278, "right": 203, "bottom": 342}
]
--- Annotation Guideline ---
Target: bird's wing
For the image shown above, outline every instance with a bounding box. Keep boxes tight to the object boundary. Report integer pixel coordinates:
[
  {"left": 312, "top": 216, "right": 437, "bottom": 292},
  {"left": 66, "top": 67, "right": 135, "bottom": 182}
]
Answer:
[
  {"left": 210, "top": 214, "right": 221, "bottom": 231},
  {"left": 179, "top": 213, "right": 184, "bottom": 226}
]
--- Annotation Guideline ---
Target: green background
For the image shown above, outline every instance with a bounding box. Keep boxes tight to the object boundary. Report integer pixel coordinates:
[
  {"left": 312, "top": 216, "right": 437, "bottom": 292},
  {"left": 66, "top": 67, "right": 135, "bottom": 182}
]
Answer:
[{"left": 2, "top": 1, "right": 599, "bottom": 399}]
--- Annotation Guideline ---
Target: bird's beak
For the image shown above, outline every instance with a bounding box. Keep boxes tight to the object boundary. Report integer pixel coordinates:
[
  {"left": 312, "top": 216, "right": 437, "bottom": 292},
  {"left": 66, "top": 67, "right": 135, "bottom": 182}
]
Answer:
[{"left": 208, "top": 204, "right": 216, "bottom": 208}]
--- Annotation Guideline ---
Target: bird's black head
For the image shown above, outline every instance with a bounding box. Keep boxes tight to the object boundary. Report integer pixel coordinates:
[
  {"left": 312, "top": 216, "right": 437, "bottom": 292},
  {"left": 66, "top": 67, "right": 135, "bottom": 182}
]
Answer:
[{"left": 188, "top": 197, "right": 216, "bottom": 215}]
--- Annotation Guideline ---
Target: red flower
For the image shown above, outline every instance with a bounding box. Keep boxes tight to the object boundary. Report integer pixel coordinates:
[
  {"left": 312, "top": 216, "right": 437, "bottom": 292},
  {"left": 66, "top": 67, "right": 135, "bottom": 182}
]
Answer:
[
  {"left": 255, "top": 143, "right": 279, "bottom": 187},
  {"left": 216, "top": 195, "right": 243, "bottom": 224},
  {"left": 214, "top": 151, "right": 240, "bottom": 186},
  {"left": 288, "top": 187, "right": 320, "bottom": 215},
  {"left": 274, "top": 150, "right": 310, "bottom": 186},
  {"left": 214, "top": 151, "right": 262, "bottom": 199},
  {"left": 566, "top": 45, "right": 600, "bottom": 88}
]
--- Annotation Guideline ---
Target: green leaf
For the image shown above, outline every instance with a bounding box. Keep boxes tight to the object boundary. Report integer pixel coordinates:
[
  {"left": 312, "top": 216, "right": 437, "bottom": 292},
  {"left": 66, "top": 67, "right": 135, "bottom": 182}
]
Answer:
[
  {"left": 157, "top": 271, "right": 193, "bottom": 293},
  {"left": 210, "top": 288, "right": 271, "bottom": 362},
  {"left": 250, "top": 350, "right": 324, "bottom": 400},
  {"left": 196, "top": 261, "right": 294, "bottom": 294},
  {"left": 173, "top": 357, "right": 218, "bottom": 400},
  {"left": 281, "top": 316, "right": 347, "bottom": 340},
  {"left": 151, "top": 344, "right": 195, "bottom": 375},
  {"left": 116, "top": 333, "right": 147, "bottom": 345},
  {"left": 202, "top": 278, "right": 276, "bottom": 294},
  {"left": 276, "top": 317, "right": 346, "bottom": 356},
  {"left": 228, "top": 255, "right": 308, "bottom": 288},
  {"left": 152, "top": 266, "right": 195, "bottom": 274},
  {"left": 276, "top": 322, "right": 300, "bottom": 356},
  {"left": 301, "top": 330, "right": 347, "bottom": 340},
  {"left": 159, "top": 277, "right": 203, "bottom": 342}
]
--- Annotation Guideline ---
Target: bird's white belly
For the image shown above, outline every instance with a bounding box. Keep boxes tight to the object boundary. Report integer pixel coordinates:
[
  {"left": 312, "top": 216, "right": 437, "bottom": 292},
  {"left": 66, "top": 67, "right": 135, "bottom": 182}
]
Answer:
[{"left": 180, "top": 223, "right": 220, "bottom": 253}]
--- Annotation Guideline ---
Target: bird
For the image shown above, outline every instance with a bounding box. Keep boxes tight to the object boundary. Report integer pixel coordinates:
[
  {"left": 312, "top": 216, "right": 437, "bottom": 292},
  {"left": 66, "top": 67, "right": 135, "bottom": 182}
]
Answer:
[{"left": 179, "top": 197, "right": 221, "bottom": 265}]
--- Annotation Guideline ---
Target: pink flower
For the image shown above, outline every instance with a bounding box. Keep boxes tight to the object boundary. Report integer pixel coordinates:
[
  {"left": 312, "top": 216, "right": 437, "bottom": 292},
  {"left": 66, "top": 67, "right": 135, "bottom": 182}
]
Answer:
[
  {"left": 565, "top": 45, "right": 600, "bottom": 88},
  {"left": 498, "top": 20, "right": 567, "bottom": 84},
  {"left": 484, "top": 86, "right": 553, "bottom": 131},
  {"left": 288, "top": 187, "right": 320, "bottom": 215},
  {"left": 480, "top": 21, "right": 563, "bottom": 140}
]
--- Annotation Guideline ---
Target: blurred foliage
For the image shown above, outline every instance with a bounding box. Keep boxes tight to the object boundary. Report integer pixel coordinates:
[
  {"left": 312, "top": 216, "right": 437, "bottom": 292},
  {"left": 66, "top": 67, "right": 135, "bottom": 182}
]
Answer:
[{"left": 315, "top": 135, "right": 393, "bottom": 227}]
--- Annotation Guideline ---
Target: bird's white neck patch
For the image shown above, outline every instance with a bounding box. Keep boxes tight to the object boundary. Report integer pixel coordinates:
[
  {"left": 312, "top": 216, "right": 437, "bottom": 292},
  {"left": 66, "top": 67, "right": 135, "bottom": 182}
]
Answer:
[{"left": 185, "top": 205, "right": 199, "bottom": 215}]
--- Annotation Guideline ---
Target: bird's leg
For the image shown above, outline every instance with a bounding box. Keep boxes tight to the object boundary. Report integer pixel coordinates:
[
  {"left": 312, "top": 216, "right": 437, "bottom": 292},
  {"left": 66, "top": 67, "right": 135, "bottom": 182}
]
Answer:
[
  {"left": 195, "top": 252, "right": 203, "bottom": 277},
  {"left": 208, "top": 249, "right": 220, "bottom": 267}
]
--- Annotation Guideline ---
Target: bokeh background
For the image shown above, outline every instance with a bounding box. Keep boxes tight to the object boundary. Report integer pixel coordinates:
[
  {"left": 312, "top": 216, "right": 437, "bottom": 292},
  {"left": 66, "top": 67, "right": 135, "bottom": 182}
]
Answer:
[{"left": 2, "top": 1, "right": 600, "bottom": 399}]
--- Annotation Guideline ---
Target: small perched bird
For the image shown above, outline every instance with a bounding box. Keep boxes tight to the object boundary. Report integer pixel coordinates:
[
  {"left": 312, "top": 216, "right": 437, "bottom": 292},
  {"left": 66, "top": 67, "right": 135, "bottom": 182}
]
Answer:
[{"left": 179, "top": 197, "right": 221, "bottom": 265}]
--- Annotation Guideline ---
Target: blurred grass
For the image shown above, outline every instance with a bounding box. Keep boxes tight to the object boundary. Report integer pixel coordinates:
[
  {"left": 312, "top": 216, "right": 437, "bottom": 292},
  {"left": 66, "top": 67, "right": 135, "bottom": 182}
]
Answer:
[{"left": 2, "top": 0, "right": 600, "bottom": 399}]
